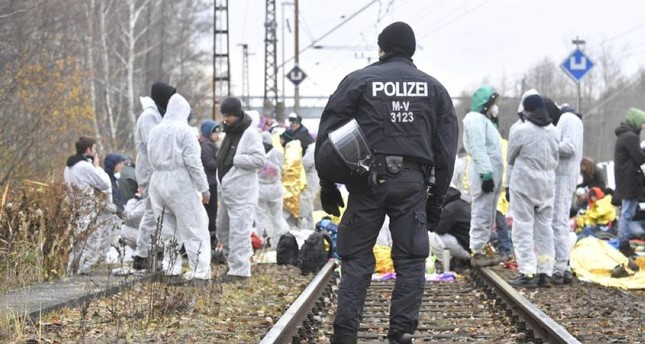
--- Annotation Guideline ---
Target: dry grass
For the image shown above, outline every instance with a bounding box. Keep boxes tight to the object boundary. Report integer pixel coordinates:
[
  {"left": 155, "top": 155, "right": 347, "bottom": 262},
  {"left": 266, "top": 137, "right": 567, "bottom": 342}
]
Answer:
[{"left": 0, "top": 182, "right": 76, "bottom": 292}]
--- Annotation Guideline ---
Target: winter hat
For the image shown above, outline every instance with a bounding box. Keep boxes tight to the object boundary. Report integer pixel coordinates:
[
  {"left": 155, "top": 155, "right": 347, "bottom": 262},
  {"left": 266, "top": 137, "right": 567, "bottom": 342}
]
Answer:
[
  {"left": 377, "top": 22, "right": 416, "bottom": 57},
  {"left": 200, "top": 119, "right": 218, "bottom": 137},
  {"left": 220, "top": 97, "right": 244, "bottom": 118},
  {"left": 150, "top": 82, "right": 176, "bottom": 113},
  {"left": 104, "top": 153, "right": 126, "bottom": 175},
  {"left": 261, "top": 131, "right": 273, "bottom": 146},
  {"left": 625, "top": 108, "right": 645, "bottom": 130},
  {"left": 522, "top": 94, "right": 545, "bottom": 112},
  {"left": 517, "top": 88, "right": 539, "bottom": 114},
  {"left": 288, "top": 112, "right": 302, "bottom": 123},
  {"left": 543, "top": 97, "right": 562, "bottom": 125}
]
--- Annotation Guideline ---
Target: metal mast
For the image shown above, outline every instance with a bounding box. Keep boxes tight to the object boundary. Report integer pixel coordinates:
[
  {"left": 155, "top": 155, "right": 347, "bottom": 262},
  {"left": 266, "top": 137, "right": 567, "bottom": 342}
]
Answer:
[
  {"left": 264, "top": 0, "right": 278, "bottom": 116},
  {"left": 239, "top": 43, "right": 250, "bottom": 110},
  {"left": 213, "top": 0, "right": 231, "bottom": 118}
]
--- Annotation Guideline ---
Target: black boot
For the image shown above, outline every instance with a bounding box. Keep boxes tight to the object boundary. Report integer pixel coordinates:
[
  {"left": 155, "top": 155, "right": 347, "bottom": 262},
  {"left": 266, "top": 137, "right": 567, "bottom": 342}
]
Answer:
[
  {"left": 537, "top": 273, "right": 552, "bottom": 288},
  {"left": 132, "top": 255, "right": 148, "bottom": 271},
  {"left": 388, "top": 332, "right": 413, "bottom": 344},
  {"left": 618, "top": 242, "right": 635, "bottom": 258},
  {"left": 508, "top": 273, "right": 537, "bottom": 288},
  {"left": 330, "top": 334, "right": 357, "bottom": 344}
]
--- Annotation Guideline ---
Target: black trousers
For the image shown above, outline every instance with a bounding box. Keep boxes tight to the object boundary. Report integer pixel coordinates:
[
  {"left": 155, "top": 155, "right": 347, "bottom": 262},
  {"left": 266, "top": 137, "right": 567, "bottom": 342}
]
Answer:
[
  {"left": 204, "top": 183, "right": 218, "bottom": 245},
  {"left": 333, "top": 168, "right": 429, "bottom": 341}
]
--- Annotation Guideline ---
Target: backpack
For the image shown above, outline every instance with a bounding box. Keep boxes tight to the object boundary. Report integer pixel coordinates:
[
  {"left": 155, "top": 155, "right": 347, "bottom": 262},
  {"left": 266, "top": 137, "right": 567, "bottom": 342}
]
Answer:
[
  {"left": 276, "top": 233, "right": 299, "bottom": 266},
  {"left": 298, "top": 231, "right": 333, "bottom": 275},
  {"left": 315, "top": 217, "right": 339, "bottom": 259}
]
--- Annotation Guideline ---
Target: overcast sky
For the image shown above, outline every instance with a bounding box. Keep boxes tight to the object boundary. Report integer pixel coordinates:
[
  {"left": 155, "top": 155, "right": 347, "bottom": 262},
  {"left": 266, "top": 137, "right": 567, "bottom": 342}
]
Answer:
[{"left": 222, "top": 0, "right": 645, "bottom": 108}]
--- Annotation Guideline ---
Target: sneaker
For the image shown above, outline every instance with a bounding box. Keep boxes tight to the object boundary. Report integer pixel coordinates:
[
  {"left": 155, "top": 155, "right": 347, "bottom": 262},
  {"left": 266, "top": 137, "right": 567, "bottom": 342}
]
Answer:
[
  {"left": 551, "top": 272, "right": 564, "bottom": 285},
  {"left": 132, "top": 255, "right": 148, "bottom": 271},
  {"left": 216, "top": 274, "right": 249, "bottom": 283},
  {"left": 508, "top": 273, "right": 537, "bottom": 288},
  {"left": 562, "top": 270, "right": 574, "bottom": 284},
  {"left": 611, "top": 264, "right": 631, "bottom": 278},
  {"left": 470, "top": 252, "right": 498, "bottom": 267},
  {"left": 537, "top": 273, "right": 552, "bottom": 288},
  {"left": 627, "top": 258, "right": 640, "bottom": 272}
]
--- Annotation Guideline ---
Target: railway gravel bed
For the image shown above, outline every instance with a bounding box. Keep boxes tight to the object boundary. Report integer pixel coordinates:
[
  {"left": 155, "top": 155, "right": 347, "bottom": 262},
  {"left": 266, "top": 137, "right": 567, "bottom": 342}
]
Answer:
[
  {"left": 315, "top": 274, "right": 524, "bottom": 343},
  {"left": 492, "top": 265, "right": 645, "bottom": 343}
]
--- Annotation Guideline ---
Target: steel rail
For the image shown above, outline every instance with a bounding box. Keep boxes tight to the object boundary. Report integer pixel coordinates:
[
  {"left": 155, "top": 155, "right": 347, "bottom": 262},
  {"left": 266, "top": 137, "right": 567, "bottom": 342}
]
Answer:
[
  {"left": 474, "top": 267, "right": 581, "bottom": 344},
  {"left": 260, "top": 260, "right": 336, "bottom": 344}
]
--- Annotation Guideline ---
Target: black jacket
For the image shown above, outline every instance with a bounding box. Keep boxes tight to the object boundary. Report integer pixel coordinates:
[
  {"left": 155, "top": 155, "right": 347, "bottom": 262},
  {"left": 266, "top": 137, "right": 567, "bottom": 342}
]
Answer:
[
  {"left": 292, "top": 125, "right": 314, "bottom": 154},
  {"left": 315, "top": 55, "right": 458, "bottom": 197},
  {"left": 200, "top": 137, "right": 219, "bottom": 186},
  {"left": 614, "top": 122, "right": 645, "bottom": 200},
  {"left": 432, "top": 187, "right": 470, "bottom": 251}
]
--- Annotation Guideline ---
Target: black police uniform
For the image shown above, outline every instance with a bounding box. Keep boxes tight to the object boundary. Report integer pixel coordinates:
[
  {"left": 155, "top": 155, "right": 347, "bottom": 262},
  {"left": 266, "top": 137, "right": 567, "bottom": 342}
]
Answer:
[{"left": 315, "top": 54, "right": 458, "bottom": 342}]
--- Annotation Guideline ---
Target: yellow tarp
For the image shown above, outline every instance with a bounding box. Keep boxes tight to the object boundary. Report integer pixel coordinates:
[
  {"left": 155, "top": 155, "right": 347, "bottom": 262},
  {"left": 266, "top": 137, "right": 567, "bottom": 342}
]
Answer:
[
  {"left": 570, "top": 237, "right": 645, "bottom": 289},
  {"left": 374, "top": 245, "right": 394, "bottom": 273}
]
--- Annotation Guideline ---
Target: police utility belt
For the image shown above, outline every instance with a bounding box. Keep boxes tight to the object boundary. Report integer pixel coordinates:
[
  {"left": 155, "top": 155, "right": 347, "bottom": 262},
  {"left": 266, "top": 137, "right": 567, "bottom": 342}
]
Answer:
[{"left": 369, "top": 154, "right": 427, "bottom": 186}]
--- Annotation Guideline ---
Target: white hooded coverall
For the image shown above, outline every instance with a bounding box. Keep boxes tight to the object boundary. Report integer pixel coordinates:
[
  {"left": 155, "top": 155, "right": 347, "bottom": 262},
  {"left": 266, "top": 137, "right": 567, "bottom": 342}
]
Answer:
[
  {"left": 507, "top": 119, "right": 560, "bottom": 276},
  {"left": 64, "top": 160, "right": 117, "bottom": 274},
  {"left": 463, "top": 112, "right": 503, "bottom": 253},
  {"left": 552, "top": 112, "right": 583, "bottom": 274},
  {"left": 147, "top": 94, "right": 212, "bottom": 280},
  {"left": 299, "top": 142, "right": 319, "bottom": 230},
  {"left": 134, "top": 96, "right": 163, "bottom": 260},
  {"left": 216, "top": 120, "right": 266, "bottom": 277},
  {"left": 256, "top": 133, "right": 290, "bottom": 247}
]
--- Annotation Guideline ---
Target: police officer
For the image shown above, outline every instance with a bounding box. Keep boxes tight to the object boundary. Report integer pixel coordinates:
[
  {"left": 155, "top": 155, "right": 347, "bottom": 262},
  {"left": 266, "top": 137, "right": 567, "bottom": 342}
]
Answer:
[{"left": 315, "top": 22, "right": 458, "bottom": 344}]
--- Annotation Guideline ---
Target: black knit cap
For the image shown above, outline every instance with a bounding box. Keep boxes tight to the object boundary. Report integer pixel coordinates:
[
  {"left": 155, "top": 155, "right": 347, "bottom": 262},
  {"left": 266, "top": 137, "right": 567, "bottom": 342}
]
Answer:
[
  {"left": 522, "top": 94, "right": 545, "bottom": 112},
  {"left": 378, "top": 22, "right": 416, "bottom": 57},
  {"left": 150, "top": 82, "right": 176, "bottom": 112},
  {"left": 220, "top": 97, "right": 244, "bottom": 118}
]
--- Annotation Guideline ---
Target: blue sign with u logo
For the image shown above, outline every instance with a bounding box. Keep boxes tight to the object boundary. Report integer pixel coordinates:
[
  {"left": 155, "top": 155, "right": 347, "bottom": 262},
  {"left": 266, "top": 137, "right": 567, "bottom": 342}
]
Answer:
[{"left": 561, "top": 49, "right": 594, "bottom": 83}]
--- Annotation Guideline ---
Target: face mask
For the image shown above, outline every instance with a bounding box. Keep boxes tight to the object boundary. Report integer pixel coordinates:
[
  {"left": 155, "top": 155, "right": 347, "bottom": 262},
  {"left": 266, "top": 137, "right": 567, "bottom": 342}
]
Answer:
[
  {"left": 490, "top": 105, "right": 499, "bottom": 118},
  {"left": 113, "top": 172, "right": 121, "bottom": 180}
]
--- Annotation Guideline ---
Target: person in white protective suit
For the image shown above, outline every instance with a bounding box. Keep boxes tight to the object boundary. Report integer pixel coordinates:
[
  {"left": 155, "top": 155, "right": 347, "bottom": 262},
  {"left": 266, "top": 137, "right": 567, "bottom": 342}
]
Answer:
[
  {"left": 147, "top": 93, "right": 212, "bottom": 281},
  {"left": 216, "top": 97, "right": 266, "bottom": 282},
  {"left": 120, "top": 193, "right": 146, "bottom": 250},
  {"left": 133, "top": 82, "right": 176, "bottom": 271},
  {"left": 543, "top": 99, "right": 583, "bottom": 285},
  {"left": 64, "top": 136, "right": 118, "bottom": 274},
  {"left": 256, "top": 131, "right": 290, "bottom": 248},
  {"left": 506, "top": 94, "right": 560, "bottom": 288},
  {"left": 462, "top": 85, "right": 504, "bottom": 267},
  {"left": 299, "top": 141, "right": 320, "bottom": 230}
]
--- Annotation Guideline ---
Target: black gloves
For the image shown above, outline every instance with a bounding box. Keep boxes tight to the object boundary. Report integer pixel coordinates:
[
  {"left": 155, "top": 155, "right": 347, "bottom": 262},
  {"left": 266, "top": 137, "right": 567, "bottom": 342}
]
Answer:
[
  {"left": 426, "top": 197, "right": 442, "bottom": 231},
  {"left": 320, "top": 180, "right": 344, "bottom": 217},
  {"left": 505, "top": 187, "right": 510, "bottom": 202},
  {"left": 482, "top": 179, "right": 495, "bottom": 193},
  {"left": 480, "top": 173, "right": 494, "bottom": 193}
]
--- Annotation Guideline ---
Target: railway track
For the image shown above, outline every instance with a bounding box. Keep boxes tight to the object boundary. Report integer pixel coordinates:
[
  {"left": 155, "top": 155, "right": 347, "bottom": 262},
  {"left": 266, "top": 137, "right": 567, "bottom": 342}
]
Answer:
[{"left": 261, "top": 262, "right": 581, "bottom": 343}]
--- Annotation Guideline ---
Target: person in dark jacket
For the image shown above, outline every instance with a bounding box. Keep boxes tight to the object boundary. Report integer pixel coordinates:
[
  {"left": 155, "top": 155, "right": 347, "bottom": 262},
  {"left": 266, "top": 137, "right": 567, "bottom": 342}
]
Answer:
[
  {"left": 613, "top": 108, "right": 645, "bottom": 257},
  {"left": 578, "top": 156, "right": 606, "bottom": 190},
  {"left": 118, "top": 157, "right": 138, "bottom": 205},
  {"left": 287, "top": 112, "right": 314, "bottom": 154},
  {"left": 104, "top": 153, "right": 127, "bottom": 214},
  {"left": 428, "top": 187, "right": 471, "bottom": 267},
  {"left": 199, "top": 119, "right": 220, "bottom": 246},
  {"left": 315, "top": 22, "right": 458, "bottom": 344}
]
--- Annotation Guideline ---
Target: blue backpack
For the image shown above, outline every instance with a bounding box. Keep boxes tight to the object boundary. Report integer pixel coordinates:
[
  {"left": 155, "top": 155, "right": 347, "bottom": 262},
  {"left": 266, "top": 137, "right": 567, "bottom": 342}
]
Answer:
[{"left": 315, "top": 217, "right": 339, "bottom": 259}]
